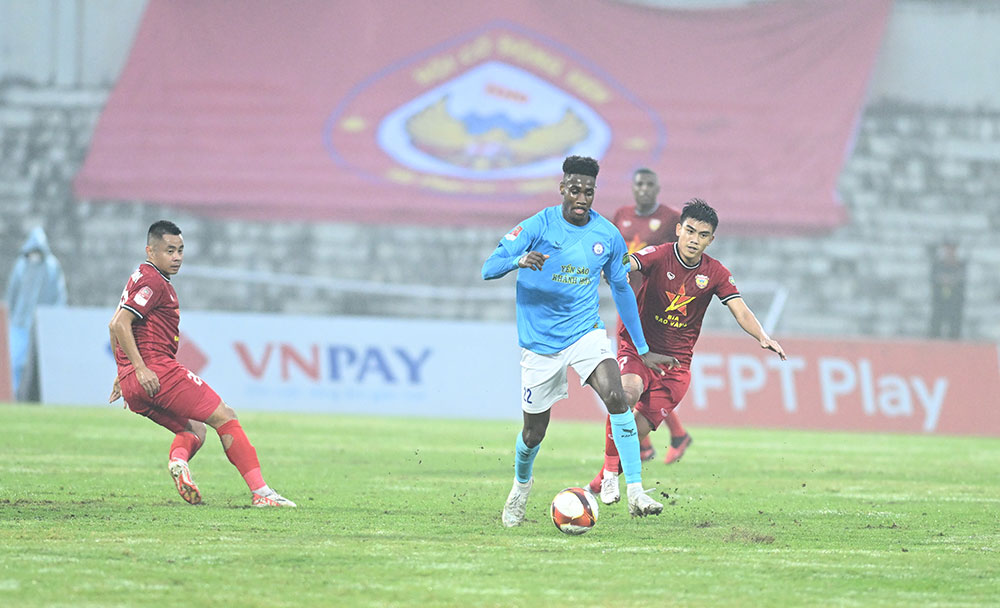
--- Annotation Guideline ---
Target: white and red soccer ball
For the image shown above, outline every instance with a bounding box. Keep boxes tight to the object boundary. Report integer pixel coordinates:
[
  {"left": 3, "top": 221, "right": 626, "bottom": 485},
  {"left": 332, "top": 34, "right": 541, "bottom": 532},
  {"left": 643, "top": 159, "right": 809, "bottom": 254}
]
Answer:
[{"left": 550, "top": 487, "right": 598, "bottom": 535}]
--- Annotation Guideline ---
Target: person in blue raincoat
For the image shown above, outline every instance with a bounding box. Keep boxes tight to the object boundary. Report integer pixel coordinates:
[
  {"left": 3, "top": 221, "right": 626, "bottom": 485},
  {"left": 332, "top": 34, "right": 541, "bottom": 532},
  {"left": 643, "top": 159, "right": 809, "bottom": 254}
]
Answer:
[{"left": 5, "top": 227, "right": 67, "bottom": 400}]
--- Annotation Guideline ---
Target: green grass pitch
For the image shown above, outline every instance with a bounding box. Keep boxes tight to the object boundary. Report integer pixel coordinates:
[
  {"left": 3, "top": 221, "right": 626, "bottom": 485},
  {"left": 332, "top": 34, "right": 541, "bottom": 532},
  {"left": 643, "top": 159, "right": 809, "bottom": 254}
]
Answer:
[{"left": 2, "top": 403, "right": 998, "bottom": 607}]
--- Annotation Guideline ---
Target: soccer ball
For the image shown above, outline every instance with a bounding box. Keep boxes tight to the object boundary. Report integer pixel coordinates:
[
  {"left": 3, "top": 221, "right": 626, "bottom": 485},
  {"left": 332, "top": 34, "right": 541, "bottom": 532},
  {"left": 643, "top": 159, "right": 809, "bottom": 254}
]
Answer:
[{"left": 550, "top": 487, "right": 598, "bottom": 535}]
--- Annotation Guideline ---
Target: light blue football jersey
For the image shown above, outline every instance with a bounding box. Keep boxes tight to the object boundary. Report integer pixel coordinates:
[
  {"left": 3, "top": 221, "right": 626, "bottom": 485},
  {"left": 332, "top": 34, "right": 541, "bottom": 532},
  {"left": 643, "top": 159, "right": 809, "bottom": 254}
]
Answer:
[{"left": 482, "top": 205, "right": 640, "bottom": 355}]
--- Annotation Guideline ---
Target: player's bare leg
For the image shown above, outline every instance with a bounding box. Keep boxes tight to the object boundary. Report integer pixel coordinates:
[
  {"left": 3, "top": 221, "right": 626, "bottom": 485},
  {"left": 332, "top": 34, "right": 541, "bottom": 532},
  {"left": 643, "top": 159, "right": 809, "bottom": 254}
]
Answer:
[
  {"left": 205, "top": 401, "right": 296, "bottom": 507},
  {"left": 168, "top": 420, "right": 206, "bottom": 505}
]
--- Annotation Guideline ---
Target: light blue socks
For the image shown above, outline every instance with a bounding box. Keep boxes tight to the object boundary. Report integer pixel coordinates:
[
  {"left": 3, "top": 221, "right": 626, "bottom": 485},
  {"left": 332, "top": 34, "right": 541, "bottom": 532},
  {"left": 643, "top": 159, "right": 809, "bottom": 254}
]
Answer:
[
  {"left": 514, "top": 432, "right": 540, "bottom": 483},
  {"left": 609, "top": 411, "right": 642, "bottom": 485}
]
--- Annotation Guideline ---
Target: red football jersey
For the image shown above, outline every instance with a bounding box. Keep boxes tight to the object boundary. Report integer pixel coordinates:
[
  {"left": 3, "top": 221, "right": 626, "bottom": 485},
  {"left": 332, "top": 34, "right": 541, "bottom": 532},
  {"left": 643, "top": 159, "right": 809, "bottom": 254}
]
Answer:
[
  {"left": 619, "top": 242, "right": 740, "bottom": 366},
  {"left": 114, "top": 262, "right": 181, "bottom": 374},
  {"left": 612, "top": 203, "right": 681, "bottom": 254}
]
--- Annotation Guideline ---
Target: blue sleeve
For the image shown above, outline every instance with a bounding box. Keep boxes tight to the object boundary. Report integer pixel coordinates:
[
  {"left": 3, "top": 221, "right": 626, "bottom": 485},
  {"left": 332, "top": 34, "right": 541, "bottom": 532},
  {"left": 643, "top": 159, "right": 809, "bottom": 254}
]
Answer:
[
  {"left": 605, "top": 231, "right": 649, "bottom": 354},
  {"left": 481, "top": 217, "right": 538, "bottom": 280}
]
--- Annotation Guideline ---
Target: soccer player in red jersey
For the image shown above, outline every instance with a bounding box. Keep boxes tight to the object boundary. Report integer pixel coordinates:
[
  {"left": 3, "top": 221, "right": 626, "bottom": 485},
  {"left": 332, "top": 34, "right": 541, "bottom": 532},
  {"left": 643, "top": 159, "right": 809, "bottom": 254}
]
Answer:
[
  {"left": 108, "top": 220, "right": 295, "bottom": 507},
  {"left": 612, "top": 168, "right": 690, "bottom": 464},
  {"left": 588, "top": 199, "right": 786, "bottom": 505}
]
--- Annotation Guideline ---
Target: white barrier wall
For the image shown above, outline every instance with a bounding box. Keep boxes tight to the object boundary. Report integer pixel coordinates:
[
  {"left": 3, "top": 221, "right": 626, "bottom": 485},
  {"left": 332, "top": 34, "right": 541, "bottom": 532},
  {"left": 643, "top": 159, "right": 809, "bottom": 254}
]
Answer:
[
  {"left": 35, "top": 307, "right": 1000, "bottom": 435},
  {"left": 36, "top": 307, "right": 524, "bottom": 420}
]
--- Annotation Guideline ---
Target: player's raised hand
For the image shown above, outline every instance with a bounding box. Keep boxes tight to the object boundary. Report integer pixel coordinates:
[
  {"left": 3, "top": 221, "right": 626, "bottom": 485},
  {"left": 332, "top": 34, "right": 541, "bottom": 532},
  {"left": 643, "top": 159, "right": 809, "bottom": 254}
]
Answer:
[
  {"left": 135, "top": 366, "right": 161, "bottom": 397},
  {"left": 517, "top": 251, "right": 549, "bottom": 271},
  {"left": 640, "top": 351, "right": 680, "bottom": 376},
  {"left": 108, "top": 376, "right": 122, "bottom": 403},
  {"left": 761, "top": 337, "right": 787, "bottom": 360}
]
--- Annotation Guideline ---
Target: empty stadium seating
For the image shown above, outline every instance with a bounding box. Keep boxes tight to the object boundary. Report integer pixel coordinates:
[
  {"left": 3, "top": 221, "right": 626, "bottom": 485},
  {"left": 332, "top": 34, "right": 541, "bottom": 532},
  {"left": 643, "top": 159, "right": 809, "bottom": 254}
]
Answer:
[{"left": 1, "top": 88, "right": 998, "bottom": 341}]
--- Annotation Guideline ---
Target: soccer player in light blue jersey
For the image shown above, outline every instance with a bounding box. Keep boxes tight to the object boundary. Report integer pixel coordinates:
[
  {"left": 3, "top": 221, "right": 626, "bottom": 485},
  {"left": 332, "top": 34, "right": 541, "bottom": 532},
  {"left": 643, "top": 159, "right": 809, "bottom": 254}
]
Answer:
[{"left": 482, "top": 155, "right": 679, "bottom": 526}]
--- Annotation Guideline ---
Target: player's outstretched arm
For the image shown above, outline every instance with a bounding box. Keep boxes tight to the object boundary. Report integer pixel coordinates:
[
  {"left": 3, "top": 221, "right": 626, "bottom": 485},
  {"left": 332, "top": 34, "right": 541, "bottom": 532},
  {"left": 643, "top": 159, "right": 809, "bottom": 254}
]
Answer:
[
  {"left": 482, "top": 218, "right": 546, "bottom": 279},
  {"left": 481, "top": 249, "right": 549, "bottom": 279},
  {"left": 108, "top": 308, "right": 161, "bottom": 397},
  {"left": 726, "top": 298, "right": 787, "bottom": 360},
  {"left": 607, "top": 271, "right": 676, "bottom": 373}
]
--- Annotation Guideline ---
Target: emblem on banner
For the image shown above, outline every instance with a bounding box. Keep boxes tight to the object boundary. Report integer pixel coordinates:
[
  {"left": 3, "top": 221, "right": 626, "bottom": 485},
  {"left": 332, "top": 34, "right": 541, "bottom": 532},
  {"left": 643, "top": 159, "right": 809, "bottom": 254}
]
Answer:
[
  {"left": 377, "top": 61, "right": 609, "bottom": 179},
  {"left": 325, "top": 24, "right": 665, "bottom": 202}
]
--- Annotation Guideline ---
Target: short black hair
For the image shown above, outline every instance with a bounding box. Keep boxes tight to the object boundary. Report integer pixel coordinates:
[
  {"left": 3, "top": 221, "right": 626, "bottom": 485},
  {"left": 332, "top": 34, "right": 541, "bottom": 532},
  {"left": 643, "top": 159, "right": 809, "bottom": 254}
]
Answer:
[
  {"left": 633, "top": 167, "right": 656, "bottom": 179},
  {"left": 679, "top": 198, "right": 718, "bottom": 231},
  {"left": 562, "top": 155, "right": 600, "bottom": 178},
  {"left": 147, "top": 220, "right": 182, "bottom": 245}
]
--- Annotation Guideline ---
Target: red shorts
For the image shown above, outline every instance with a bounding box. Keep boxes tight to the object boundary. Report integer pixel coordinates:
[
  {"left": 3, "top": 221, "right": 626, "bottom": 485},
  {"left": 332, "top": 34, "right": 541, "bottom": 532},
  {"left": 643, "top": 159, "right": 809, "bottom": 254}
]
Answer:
[
  {"left": 120, "top": 361, "right": 221, "bottom": 434},
  {"left": 617, "top": 340, "right": 691, "bottom": 430}
]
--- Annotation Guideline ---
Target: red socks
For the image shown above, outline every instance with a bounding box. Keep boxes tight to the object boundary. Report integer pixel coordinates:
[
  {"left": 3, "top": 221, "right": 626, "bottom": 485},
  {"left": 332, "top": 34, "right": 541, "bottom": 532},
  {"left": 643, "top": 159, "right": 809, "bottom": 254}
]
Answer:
[
  {"left": 169, "top": 431, "right": 202, "bottom": 462},
  {"left": 602, "top": 415, "right": 622, "bottom": 474},
  {"left": 217, "top": 420, "right": 265, "bottom": 492}
]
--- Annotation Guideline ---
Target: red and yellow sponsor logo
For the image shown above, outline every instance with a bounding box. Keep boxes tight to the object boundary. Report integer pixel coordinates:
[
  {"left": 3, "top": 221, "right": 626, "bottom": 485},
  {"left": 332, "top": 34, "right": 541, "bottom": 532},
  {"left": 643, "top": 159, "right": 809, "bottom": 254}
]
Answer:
[{"left": 664, "top": 284, "right": 696, "bottom": 315}]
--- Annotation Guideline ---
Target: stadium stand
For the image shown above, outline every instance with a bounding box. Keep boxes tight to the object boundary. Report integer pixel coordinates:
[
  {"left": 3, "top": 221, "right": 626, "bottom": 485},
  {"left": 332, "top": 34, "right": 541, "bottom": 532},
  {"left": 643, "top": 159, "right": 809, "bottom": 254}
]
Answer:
[
  {"left": 1, "top": 1, "right": 998, "bottom": 343},
  {"left": 1, "top": 91, "right": 998, "bottom": 340}
]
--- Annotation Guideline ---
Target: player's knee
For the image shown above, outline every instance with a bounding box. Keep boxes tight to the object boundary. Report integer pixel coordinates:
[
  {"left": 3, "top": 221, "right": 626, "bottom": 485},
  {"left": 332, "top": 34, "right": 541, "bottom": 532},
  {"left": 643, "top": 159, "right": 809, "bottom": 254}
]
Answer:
[
  {"left": 602, "top": 388, "right": 628, "bottom": 414},
  {"left": 184, "top": 420, "right": 208, "bottom": 444},
  {"left": 521, "top": 426, "right": 546, "bottom": 448},
  {"left": 206, "top": 401, "right": 238, "bottom": 429}
]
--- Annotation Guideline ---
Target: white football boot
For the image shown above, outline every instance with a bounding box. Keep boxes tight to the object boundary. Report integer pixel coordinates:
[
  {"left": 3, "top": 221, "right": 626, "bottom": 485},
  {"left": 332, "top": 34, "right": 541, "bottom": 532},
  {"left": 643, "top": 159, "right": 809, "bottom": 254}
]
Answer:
[
  {"left": 599, "top": 470, "right": 621, "bottom": 505},
  {"left": 627, "top": 487, "right": 663, "bottom": 517},
  {"left": 501, "top": 478, "right": 533, "bottom": 527}
]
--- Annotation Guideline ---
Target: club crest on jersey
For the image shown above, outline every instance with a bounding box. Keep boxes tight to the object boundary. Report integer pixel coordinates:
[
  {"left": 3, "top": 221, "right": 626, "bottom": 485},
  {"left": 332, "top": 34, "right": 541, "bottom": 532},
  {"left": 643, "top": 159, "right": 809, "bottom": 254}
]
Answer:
[
  {"left": 592, "top": 242, "right": 605, "bottom": 255},
  {"left": 134, "top": 286, "right": 153, "bottom": 306},
  {"left": 695, "top": 274, "right": 709, "bottom": 289},
  {"left": 649, "top": 219, "right": 661, "bottom": 231},
  {"left": 505, "top": 225, "right": 523, "bottom": 241}
]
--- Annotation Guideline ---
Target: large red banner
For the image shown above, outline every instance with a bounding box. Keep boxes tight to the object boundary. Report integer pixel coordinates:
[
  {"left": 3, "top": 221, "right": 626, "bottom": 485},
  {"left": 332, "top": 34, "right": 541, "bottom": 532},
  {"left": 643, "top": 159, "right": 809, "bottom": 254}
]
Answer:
[
  {"left": 73, "top": 0, "right": 892, "bottom": 232},
  {"left": 555, "top": 335, "right": 1000, "bottom": 437}
]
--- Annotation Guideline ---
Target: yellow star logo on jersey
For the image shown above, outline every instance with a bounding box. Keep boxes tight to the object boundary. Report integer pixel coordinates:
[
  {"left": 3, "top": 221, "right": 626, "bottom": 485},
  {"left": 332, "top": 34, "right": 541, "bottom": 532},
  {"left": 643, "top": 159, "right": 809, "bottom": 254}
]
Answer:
[
  {"left": 626, "top": 233, "right": 647, "bottom": 254},
  {"left": 664, "top": 284, "right": 696, "bottom": 315}
]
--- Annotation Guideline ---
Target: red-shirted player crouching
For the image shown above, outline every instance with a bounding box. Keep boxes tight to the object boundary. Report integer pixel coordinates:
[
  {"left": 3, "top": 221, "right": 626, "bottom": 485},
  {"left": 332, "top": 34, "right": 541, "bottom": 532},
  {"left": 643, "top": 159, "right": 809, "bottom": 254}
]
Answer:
[
  {"left": 108, "top": 220, "right": 294, "bottom": 508},
  {"left": 589, "top": 200, "right": 787, "bottom": 505}
]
